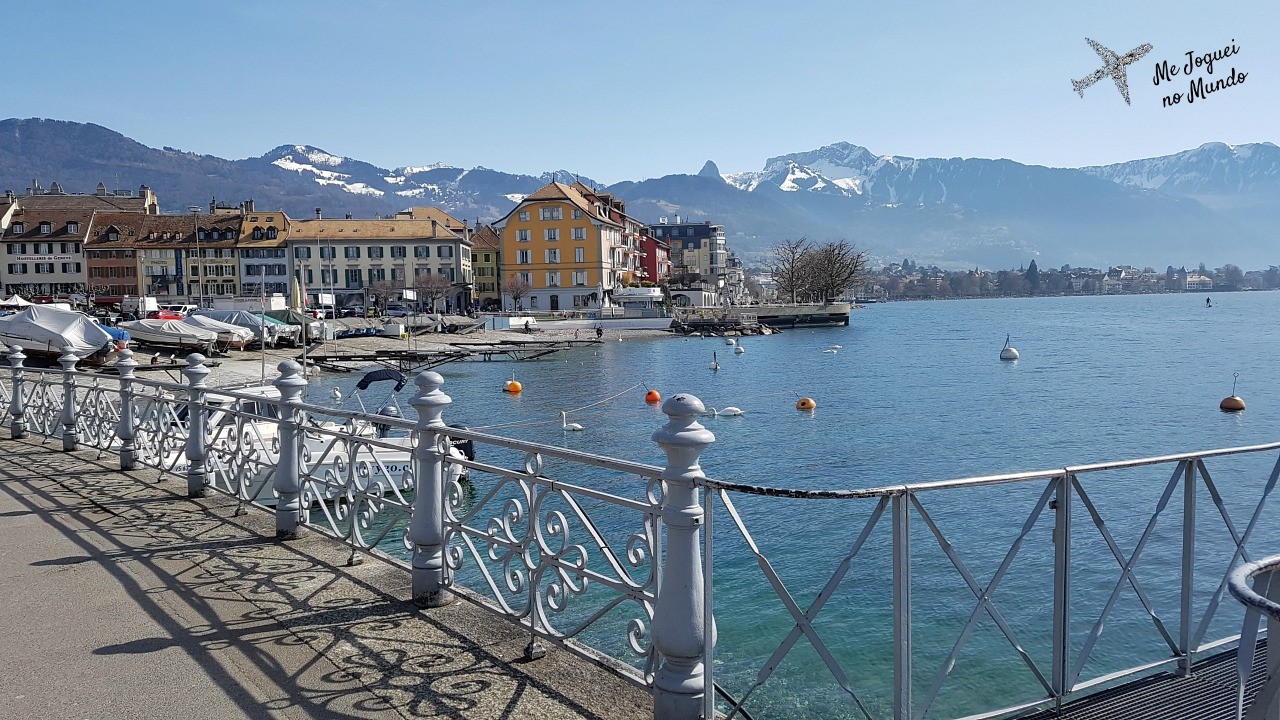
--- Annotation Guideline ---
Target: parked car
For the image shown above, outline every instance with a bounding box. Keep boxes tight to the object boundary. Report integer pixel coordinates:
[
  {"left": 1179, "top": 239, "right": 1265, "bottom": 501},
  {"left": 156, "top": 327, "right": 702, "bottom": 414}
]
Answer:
[
  {"left": 384, "top": 303, "right": 410, "bottom": 317},
  {"left": 339, "top": 306, "right": 362, "bottom": 318}
]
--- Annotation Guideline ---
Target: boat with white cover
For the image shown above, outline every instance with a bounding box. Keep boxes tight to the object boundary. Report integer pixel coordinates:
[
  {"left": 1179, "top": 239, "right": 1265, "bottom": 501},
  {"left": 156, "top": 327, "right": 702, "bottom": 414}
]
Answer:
[
  {"left": 0, "top": 304, "right": 117, "bottom": 360},
  {"left": 119, "top": 319, "right": 219, "bottom": 353},
  {"left": 180, "top": 314, "right": 255, "bottom": 350}
]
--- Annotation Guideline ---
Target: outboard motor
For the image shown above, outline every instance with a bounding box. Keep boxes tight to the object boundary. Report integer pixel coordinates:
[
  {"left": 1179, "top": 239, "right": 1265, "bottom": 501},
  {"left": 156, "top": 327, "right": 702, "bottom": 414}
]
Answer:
[
  {"left": 374, "top": 404, "right": 401, "bottom": 438},
  {"left": 447, "top": 423, "right": 475, "bottom": 461}
]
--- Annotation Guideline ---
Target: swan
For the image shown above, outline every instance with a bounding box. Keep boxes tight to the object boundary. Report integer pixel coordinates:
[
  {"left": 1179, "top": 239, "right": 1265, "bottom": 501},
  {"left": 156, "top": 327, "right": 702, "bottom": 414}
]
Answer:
[
  {"left": 829, "top": 344, "right": 843, "bottom": 349},
  {"left": 332, "top": 387, "right": 343, "bottom": 402},
  {"left": 709, "top": 351, "right": 720, "bottom": 371},
  {"left": 823, "top": 348, "right": 838, "bottom": 354},
  {"left": 708, "top": 407, "right": 744, "bottom": 417},
  {"left": 724, "top": 338, "right": 736, "bottom": 345},
  {"left": 560, "top": 411, "right": 584, "bottom": 431},
  {"left": 734, "top": 343, "right": 745, "bottom": 355}
]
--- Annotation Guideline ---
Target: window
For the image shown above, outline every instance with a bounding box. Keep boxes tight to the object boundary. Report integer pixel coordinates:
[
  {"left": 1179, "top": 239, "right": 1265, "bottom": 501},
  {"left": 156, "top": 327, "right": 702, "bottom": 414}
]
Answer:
[
  {"left": 39, "top": 222, "right": 51, "bottom": 234},
  {"left": 437, "top": 246, "right": 452, "bottom": 258},
  {"left": 391, "top": 245, "right": 406, "bottom": 258},
  {"left": 540, "top": 207, "right": 562, "bottom": 221},
  {"left": 369, "top": 246, "right": 384, "bottom": 259},
  {"left": 253, "top": 227, "right": 264, "bottom": 240},
  {"left": 344, "top": 246, "right": 361, "bottom": 259},
  {"left": 544, "top": 228, "right": 559, "bottom": 242},
  {"left": 295, "top": 246, "right": 311, "bottom": 258},
  {"left": 67, "top": 222, "right": 80, "bottom": 233},
  {"left": 573, "top": 271, "right": 587, "bottom": 286},
  {"left": 6, "top": 263, "right": 27, "bottom": 274},
  {"left": 517, "top": 211, "right": 529, "bottom": 222},
  {"left": 482, "top": 253, "right": 491, "bottom": 263},
  {"left": 546, "top": 272, "right": 560, "bottom": 287},
  {"left": 574, "top": 247, "right": 585, "bottom": 263},
  {"left": 529, "top": 296, "right": 538, "bottom": 309},
  {"left": 572, "top": 227, "right": 586, "bottom": 240},
  {"left": 345, "top": 268, "right": 363, "bottom": 287},
  {"left": 266, "top": 227, "right": 278, "bottom": 239},
  {"left": 319, "top": 246, "right": 335, "bottom": 259},
  {"left": 11, "top": 222, "right": 24, "bottom": 234},
  {"left": 516, "top": 250, "right": 531, "bottom": 264},
  {"left": 414, "top": 245, "right": 429, "bottom": 258},
  {"left": 572, "top": 209, "right": 583, "bottom": 219},
  {"left": 517, "top": 272, "right": 532, "bottom": 285},
  {"left": 391, "top": 268, "right": 404, "bottom": 281},
  {"left": 62, "top": 262, "right": 82, "bottom": 273},
  {"left": 516, "top": 230, "right": 530, "bottom": 243},
  {"left": 440, "top": 267, "right": 455, "bottom": 281},
  {"left": 546, "top": 249, "right": 560, "bottom": 263},
  {"left": 370, "top": 268, "right": 386, "bottom": 282}
]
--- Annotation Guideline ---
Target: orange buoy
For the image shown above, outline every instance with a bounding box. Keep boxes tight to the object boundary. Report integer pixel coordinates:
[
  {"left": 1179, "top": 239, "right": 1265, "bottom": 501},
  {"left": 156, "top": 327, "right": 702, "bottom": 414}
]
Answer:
[
  {"left": 645, "top": 389, "right": 661, "bottom": 404},
  {"left": 1220, "top": 396, "right": 1245, "bottom": 412},
  {"left": 796, "top": 397, "right": 817, "bottom": 411},
  {"left": 505, "top": 380, "right": 523, "bottom": 394}
]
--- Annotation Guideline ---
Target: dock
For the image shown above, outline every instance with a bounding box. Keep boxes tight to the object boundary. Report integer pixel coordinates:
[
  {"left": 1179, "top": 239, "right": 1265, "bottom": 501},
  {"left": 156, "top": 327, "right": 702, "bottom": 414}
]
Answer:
[{"left": 301, "top": 339, "right": 597, "bottom": 372}]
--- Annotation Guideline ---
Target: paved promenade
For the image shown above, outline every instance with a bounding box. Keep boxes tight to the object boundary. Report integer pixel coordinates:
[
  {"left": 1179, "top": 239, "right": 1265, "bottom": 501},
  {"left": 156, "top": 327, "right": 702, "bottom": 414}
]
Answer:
[{"left": 0, "top": 436, "right": 651, "bottom": 719}]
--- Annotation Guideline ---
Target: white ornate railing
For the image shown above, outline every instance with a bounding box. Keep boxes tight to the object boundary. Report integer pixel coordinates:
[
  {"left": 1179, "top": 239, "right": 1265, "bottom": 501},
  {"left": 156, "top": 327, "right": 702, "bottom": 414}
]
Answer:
[{"left": 8, "top": 343, "right": 1277, "bottom": 720}]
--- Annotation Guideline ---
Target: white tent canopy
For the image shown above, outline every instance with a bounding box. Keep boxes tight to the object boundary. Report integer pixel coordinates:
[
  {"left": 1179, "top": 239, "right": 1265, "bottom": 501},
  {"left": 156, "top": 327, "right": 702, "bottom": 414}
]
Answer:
[{"left": 0, "top": 294, "right": 32, "bottom": 307}]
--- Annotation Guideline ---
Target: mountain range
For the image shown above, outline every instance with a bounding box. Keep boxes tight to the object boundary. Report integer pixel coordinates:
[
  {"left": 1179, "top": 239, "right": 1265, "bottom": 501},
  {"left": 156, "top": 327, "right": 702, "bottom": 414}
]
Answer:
[{"left": 1, "top": 118, "right": 1276, "bottom": 269}]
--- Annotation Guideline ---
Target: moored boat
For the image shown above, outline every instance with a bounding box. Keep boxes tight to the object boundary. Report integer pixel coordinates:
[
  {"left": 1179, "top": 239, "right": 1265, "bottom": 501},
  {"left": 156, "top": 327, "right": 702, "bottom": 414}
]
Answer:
[
  {"left": 0, "top": 304, "right": 118, "bottom": 360},
  {"left": 119, "top": 319, "right": 219, "bottom": 353}
]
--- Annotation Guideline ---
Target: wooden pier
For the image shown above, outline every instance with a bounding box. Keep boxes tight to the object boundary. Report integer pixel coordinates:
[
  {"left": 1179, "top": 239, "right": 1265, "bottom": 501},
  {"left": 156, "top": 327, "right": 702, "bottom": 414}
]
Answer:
[{"left": 301, "top": 339, "right": 598, "bottom": 373}]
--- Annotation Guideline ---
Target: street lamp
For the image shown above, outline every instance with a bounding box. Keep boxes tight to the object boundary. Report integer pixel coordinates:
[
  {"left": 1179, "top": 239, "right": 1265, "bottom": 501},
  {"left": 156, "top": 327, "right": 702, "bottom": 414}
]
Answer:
[{"left": 188, "top": 206, "right": 203, "bottom": 307}]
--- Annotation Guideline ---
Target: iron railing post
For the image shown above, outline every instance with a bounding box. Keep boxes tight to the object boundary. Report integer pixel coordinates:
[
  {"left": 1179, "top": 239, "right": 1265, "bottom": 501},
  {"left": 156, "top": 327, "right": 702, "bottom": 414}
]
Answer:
[
  {"left": 409, "top": 370, "right": 451, "bottom": 607},
  {"left": 272, "top": 360, "right": 307, "bottom": 539},
  {"left": 892, "top": 491, "right": 912, "bottom": 720},
  {"left": 1180, "top": 459, "right": 1197, "bottom": 675},
  {"left": 651, "top": 393, "right": 715, "bottom": 720},
  {"left": 116, "top": 348, "right": 138, "bottom": 470},
  {"left": 1052, "top": 472, "right": 1072, "bottom": 702},
  {"left": 58, "top": 345, "right": 78, "bottom": 451},
  {"left": 8, "top": 345, "right": 26, "bottom": 440},
  {"left": 182, "top": 353, "right": 211, "bottom": 498}
]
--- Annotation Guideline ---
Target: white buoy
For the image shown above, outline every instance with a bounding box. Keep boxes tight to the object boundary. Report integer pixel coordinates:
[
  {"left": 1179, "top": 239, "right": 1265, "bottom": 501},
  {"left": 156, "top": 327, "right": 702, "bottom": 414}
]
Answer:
[
  {"left": 1000, "top": 334, "right": 1019, "bottom": 361},
  {"left": 709, "top": 351, "right": 720, "bottom": 371}
]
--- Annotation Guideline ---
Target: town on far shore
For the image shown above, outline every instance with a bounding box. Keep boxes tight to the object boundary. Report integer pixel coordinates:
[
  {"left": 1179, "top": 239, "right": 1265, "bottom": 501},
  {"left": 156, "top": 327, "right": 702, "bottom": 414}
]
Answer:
[{"left": 1, "top": 179, "right": 1270, "bottom": 320}]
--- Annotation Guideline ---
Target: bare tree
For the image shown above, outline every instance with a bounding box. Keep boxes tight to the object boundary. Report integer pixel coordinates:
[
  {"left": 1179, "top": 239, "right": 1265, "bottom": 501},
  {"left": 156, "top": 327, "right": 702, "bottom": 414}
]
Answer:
[
  {"left": 770, "top": 238, "right": 810, "bottom": 303},
  {"left": 413, "top": 273, "right": 454, "bottom": 313},
  {"left": 803, "top": 240, "right": 866, "bottom": 302},
  {"left": 367, "top": 278, "right": 401, "bottom": 310},
  {"left": 499, "top": 274, "right": 533, "bottom": 311}
]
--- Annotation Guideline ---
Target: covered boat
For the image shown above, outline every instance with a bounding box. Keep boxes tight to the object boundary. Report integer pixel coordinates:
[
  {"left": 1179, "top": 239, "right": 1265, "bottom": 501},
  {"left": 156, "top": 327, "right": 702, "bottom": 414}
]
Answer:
[
  {"left": 190, "top": 310, "right": 287, "bottom": 348},
  {"left": 265, "top": 308, "right": 324, "bottom": 343},
  {"left": 180, "top": 314, "right": 254, "bottom": 350},
  {"left": 0, "top": 305, "right": 117, "bottom": 359},
  {"left": 119, "top": 319, "right": 218, "bottom": 353}
]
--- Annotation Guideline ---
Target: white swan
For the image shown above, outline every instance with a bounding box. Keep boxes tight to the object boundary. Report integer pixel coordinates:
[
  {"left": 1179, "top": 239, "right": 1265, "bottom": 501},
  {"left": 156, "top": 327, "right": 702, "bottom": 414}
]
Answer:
[
  {"left": 724, "top": 338, "right": 736, "bottom": 345},
  {"left": 734, "top": 343, "right": 745, "bottom": 355},
  {"left": 709, "top": 351, "right": 720, "bottom": 371},
  {"left": 829, "top": 344, "right": 843, "bottom": 349},
  {"left": 708, "top": 407, "right": 744, "bottom": 417},
  {"left": 823, "top": 348, "right": 838, "bottom": 354},
  {"left": 560, "top": 411, "right": 584, "bottom": 431}
]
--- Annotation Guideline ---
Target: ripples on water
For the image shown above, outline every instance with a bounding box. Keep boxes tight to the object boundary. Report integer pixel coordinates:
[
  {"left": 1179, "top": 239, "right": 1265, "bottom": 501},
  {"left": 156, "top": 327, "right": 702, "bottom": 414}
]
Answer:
[{"left": 306, "top": 293, "right": 1280, "bottom": 718}]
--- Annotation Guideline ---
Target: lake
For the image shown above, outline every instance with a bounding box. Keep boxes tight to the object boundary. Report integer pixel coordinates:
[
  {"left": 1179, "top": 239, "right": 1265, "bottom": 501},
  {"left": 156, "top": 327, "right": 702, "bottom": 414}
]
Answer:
[{"left": 310, "top": 292, "right": 1280, "bottom": 718}]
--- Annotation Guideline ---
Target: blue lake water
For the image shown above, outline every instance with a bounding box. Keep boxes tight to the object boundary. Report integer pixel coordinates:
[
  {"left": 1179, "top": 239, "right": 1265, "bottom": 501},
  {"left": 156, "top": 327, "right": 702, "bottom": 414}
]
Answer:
[{"left": 308, "top": 292, "right": 1280, "bottom": 718}]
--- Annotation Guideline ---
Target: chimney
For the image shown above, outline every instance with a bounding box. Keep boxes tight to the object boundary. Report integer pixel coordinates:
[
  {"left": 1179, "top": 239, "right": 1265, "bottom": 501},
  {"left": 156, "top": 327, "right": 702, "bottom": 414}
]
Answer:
[
  {"left": 245, "top": 199, "right": 255, "bottom": 212},
  {"left": 674, "top": 214, "right": 681, "bottom": 224},
  {"left": 315, "top": 207, "right": 323, "bottom": 219},
  {"left": 431, "top": 219, "right": 438, "bottom": 235}
]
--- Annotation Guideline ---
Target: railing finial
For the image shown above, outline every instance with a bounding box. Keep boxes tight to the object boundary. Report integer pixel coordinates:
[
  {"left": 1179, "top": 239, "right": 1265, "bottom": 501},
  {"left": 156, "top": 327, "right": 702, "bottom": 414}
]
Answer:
[
  {"left": 182, "top": 353, "right": 211, "bottom": 497},
  {"left": 8, "top": 345, "right": 27, "bottom": 440},
  {"left": 410, "top": 370, "right": 452, "bottom": 607},
  {"left": 272, "top": 359, "right": 308, "bottom": 539}
]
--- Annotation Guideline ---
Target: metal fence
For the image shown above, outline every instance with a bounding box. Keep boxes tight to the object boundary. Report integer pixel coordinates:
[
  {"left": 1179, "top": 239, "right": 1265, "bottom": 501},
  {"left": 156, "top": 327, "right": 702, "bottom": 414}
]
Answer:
[{"left": 8, "top": 343, "right": 1279, "bottom": 720}]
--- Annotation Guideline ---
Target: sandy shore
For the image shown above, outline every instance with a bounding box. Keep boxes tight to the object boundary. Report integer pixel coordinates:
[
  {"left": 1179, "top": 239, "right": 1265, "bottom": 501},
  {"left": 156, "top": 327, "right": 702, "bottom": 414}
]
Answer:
[{"left": 133, "top": 325, "right": 678, "bottom": 387}]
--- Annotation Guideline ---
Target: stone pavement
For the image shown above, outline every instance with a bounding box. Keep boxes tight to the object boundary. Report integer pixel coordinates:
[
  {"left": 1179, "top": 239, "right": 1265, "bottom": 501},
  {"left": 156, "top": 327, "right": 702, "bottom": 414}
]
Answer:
[{"left": 0, "top": 436, "right": 652, "bottom": 719}]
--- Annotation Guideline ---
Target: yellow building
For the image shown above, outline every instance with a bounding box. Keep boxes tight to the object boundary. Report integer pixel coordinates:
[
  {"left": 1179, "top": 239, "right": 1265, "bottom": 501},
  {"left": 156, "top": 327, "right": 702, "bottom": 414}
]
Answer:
[
  {"left": 492, "top": 182, "right": 626, "bottom": 312},
  {"left": 470, "top": 225, "right": 502, "bottom": 311}
]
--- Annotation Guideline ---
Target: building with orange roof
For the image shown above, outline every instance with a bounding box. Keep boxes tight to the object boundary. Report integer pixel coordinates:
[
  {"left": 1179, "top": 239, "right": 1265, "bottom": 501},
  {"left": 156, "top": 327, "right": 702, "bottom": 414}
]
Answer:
[{"left": 237, "top": 204, "right": 292, "bottom": 298}]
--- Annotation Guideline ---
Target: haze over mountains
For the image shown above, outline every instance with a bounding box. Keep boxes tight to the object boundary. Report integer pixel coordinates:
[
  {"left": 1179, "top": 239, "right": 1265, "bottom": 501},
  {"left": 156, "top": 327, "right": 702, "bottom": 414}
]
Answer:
[{"left": 1, "top": 118, "right": 1276, "bottom": 269}]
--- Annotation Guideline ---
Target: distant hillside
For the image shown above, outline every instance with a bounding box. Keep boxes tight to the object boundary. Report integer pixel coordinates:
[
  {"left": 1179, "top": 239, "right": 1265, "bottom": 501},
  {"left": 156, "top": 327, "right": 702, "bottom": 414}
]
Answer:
[{"left": 1, "top": 118, "right": 1275, "bottom": 269}]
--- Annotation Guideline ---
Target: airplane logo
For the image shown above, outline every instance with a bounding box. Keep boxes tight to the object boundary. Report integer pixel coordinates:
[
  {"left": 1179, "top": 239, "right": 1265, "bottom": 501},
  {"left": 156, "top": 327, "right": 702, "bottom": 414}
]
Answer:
[{"left": 1072, "top": 38, "right": 1153, "bottom": 105}]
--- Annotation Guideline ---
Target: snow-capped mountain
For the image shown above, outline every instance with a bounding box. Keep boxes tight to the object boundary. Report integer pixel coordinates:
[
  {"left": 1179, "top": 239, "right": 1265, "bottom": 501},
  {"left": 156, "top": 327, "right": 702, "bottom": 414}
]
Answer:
[{"left": 1, "top": 118, "right": 1274, "bottom": 269}]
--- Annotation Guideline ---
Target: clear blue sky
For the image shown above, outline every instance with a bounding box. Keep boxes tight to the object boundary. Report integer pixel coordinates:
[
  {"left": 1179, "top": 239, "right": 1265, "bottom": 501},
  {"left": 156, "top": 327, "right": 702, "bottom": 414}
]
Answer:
[{"left": 5, "top": 1, "right": 1274, "bottom": 183}]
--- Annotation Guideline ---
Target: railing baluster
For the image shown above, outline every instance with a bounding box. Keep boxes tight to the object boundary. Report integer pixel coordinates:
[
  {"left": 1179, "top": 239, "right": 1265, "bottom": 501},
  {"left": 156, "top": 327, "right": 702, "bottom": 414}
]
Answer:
[
  {"left": 183, "top": 353, "right": 211, "bottom": 498},
  {"left": 651, "top": 393, "right": 715, "bottom": 720},
  {"left": 273, "top": 360, "right": 307, "bottom": 539},
  {"left": 58, "top": 345, "right": 78, "bottom": 451},
  {"left": 892, "top": 491, "right": 911, "bottom": 720},
  {"left": 409, "top": 370, "right": 451, "bottom": 607},
  {"left": 9, "top": 345, "right": 27, "bottom": 440},
  {"left": 1052, "top": 471, "right": 1072, "bottom": 702},
  {"left": 116, "top": 348, "right": 138, "bottom": 470},
  {"left": 1180, "top": 457, "right": 1197, "bottom": 675}
]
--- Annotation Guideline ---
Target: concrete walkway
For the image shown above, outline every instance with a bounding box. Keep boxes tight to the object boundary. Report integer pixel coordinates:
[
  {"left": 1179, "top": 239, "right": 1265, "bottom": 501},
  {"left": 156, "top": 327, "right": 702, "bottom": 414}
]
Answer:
[{"left": 0, "top": 436, "right": 652, "bottom": 719}]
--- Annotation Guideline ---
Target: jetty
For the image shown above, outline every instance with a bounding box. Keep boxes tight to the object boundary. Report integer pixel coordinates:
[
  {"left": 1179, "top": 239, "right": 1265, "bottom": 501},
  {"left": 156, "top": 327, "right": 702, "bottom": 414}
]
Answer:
[{"left": 301, "top": 339, "right": 595, "bottom": 372}]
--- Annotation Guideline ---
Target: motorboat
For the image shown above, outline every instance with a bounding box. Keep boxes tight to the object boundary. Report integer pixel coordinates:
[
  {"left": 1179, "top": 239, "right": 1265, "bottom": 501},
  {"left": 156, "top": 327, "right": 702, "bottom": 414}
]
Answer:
[
  {"left": 189, "top": 309, "right": 289, "bottom": 348},
  {"left": 180, "top": 314, "right": 255, "bottom": 350},
  {"left": 0, "top": 304, "right": 118, "bottom": 361},
  {"left": 119, "top": 319, "right": 219, "bottom": 354}
]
